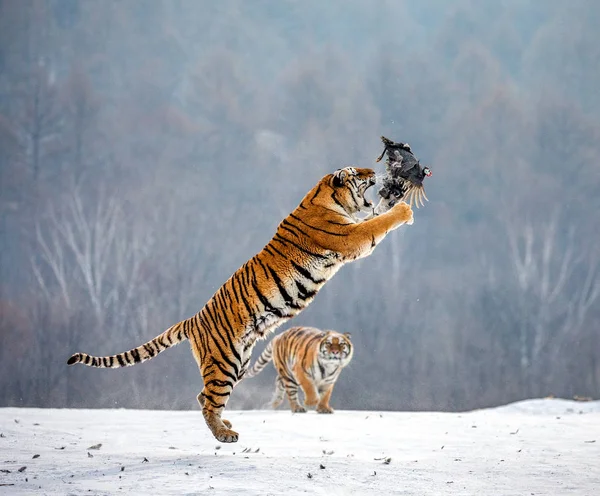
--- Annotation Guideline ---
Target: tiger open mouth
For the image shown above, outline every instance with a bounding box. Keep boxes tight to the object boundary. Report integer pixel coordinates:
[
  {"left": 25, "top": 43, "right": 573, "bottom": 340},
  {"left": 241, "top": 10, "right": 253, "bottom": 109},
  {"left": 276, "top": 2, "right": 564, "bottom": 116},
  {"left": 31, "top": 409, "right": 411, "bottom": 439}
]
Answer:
[{"left": 361, "top": 178, "right": 376, "bottom": 209}]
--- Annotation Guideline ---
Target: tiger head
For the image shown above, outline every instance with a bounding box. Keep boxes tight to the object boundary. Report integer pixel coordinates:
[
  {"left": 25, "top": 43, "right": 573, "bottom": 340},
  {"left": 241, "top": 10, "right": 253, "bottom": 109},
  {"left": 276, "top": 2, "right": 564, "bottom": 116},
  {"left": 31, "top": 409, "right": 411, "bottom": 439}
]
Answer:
[
  {"left": 325, "top": 167, "right": 377, "bottom": 215},
  {"left": 319, "top": 331, "right": 353, "bottom": 363}
]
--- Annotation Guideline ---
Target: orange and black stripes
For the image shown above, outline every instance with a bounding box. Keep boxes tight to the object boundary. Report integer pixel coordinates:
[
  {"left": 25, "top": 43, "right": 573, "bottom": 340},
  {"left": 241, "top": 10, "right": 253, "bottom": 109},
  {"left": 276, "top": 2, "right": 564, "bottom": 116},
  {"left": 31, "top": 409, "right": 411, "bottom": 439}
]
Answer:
[
  {"left": 66, "top": 166, "right": 413, "bottom": 442},
  {"left": 67, "top": 321, "right": 187, "bottom": 368},
  {"left": 245, "top": 326, "right": 354, "bottom": 413}
]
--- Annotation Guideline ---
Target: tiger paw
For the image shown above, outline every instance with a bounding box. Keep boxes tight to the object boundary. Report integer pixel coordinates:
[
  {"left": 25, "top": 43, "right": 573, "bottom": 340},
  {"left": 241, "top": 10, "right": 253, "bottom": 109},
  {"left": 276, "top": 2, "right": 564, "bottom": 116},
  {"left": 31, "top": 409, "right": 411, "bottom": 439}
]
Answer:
[
  {"left": 392, "top": 202, "right": 414, "bottom": 225},
  {"left": 291, "top": 405, "right": 307, "bottom": 413},
  {"left": 215, "top": 427, "right": 239, "bottom": 443},
  {"left": 317, "top": 405, "right": 334, "bottom": 414},
  {"left": 222, "top": 419, "right": 233, "bottom": 429}
]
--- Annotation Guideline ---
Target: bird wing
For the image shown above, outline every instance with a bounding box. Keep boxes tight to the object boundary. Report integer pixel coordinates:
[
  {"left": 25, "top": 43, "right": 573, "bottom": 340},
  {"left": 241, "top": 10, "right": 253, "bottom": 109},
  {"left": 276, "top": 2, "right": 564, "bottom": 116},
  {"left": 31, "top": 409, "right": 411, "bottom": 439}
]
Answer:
[{"left": 396, "top": 156, "right": 418, "bottom": 175}]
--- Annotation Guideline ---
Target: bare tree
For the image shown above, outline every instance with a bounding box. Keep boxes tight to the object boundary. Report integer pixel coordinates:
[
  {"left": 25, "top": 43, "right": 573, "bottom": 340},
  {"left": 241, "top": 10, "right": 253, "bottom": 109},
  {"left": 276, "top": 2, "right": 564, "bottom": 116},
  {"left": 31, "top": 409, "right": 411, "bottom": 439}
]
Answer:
[
  {"left": 500, "top": 210, "right": 599, "bottom": 393},
  {"left": 29, "top": 185, "right": 154, "bottom": 403},
  {"left": 34, "top": 187, "right": 117, "bottom": 324},
  {"left": 61, "top": 67, "right": 102, "bottom": 186}
]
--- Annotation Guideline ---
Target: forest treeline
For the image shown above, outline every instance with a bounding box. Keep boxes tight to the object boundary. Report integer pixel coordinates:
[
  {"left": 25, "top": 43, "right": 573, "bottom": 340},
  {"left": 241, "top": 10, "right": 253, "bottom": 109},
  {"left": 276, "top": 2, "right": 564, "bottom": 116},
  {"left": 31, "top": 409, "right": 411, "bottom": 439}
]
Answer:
[{"left": 1, "top": 0, "right": 599, "bottom": 412}]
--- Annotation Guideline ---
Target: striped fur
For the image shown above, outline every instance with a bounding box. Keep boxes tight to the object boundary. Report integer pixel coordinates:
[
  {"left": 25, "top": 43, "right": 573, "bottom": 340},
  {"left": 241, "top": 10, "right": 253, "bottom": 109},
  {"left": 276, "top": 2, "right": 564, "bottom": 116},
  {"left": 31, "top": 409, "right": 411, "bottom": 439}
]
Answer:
[
  {"left": 246, "top": 326, "right": 353, "bottom": 413},
  {"left": 67, "top": 166, "right": 414, "bottom": 443},
  {"left": 66, "top": 323, "right": 184, "bottom": 368}
]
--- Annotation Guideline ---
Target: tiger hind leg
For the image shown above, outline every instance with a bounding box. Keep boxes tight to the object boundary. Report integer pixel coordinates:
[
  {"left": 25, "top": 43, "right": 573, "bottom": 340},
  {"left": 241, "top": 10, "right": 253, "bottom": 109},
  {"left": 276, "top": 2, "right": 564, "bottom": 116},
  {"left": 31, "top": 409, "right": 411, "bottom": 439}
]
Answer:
[
  {"left": 198, "top": 362, "right": 239, "bottom": 442},
  {"left": 199, "top": 386, "right": 238, "bottom": 442},
  {"left": 197, "top": 393, "right": 232, "bottom": 429},
  {"left": 283, "top": 380, "right": 306, "bottom": 413},
  {"left": 269, "top": 377, "right": 285, "bottom": 409}
]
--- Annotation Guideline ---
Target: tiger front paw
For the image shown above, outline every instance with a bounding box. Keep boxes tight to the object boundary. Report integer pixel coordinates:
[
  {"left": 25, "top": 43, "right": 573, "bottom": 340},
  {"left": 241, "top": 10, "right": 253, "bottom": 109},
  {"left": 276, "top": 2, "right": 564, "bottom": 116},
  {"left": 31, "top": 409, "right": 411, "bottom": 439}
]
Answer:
[
  {"left": 291, "top": 404, "right": 307, "bottom": 413},
  {"left": 214, "top": 427, "right": 239, "bottom": 443},
  {"left": 317, "top": 405, "right": 334, "bottom": 414},
  {"left": 392, "top": 201, "right": 414, "bottom": 225}
]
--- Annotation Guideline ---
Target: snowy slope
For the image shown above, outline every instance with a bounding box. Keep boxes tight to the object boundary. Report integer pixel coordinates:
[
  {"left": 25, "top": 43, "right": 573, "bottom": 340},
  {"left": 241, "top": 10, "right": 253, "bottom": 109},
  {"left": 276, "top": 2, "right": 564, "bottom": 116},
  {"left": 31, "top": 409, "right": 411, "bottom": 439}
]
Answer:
[{"left": 1, "top": 399, "right": 599, "bottom": 495}]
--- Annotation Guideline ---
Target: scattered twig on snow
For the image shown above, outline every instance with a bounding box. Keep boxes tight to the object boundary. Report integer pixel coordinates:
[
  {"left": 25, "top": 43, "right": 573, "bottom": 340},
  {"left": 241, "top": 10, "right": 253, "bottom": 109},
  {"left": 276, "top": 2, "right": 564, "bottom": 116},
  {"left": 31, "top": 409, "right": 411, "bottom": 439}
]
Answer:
[{"left": 241, "top": 447, "right": 260, "bottom": 453}]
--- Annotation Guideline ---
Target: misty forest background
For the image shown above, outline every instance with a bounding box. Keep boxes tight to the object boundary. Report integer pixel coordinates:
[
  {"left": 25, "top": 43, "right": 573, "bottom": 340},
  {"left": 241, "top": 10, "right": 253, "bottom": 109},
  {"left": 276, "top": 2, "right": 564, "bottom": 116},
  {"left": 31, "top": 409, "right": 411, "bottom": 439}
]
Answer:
[{"left": 1, "top": 0, "right": 599, "bottom": 413}]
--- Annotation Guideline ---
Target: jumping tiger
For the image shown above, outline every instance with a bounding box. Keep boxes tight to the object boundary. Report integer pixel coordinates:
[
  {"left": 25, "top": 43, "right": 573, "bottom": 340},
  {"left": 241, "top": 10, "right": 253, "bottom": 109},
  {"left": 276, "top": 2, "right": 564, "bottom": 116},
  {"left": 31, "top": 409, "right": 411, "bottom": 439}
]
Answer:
[
  {"left": 67, "top": 166, "right": 414, "bottom": 443},
  {"left": 245, "top": 326, "right": 353, "bottom": 414}
]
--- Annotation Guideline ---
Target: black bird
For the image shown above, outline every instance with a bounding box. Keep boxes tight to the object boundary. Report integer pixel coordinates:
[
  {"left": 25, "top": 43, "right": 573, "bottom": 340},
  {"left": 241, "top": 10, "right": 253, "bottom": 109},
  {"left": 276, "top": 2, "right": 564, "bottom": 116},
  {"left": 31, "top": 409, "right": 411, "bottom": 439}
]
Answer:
[{"left": 376, "top": 136, "right": 432, "bottom": 208}]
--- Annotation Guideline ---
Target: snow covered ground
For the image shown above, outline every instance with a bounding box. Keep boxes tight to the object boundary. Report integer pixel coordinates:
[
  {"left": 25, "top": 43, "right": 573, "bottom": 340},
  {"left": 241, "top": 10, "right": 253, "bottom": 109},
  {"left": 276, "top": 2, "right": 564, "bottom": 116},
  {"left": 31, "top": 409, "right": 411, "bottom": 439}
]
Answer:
[{"left": 1, "top": 399, "right": 599, "bottom": 495}]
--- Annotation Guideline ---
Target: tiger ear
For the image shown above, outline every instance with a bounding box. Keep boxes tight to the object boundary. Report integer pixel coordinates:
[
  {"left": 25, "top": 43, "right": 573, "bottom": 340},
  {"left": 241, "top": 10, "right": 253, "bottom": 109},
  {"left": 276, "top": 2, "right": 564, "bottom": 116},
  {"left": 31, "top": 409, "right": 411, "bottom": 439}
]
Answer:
[
  {"left": 343, "top": 332, "right": 352, "bottom": 340},
  {"left": 332, "top": 169, "right": 348, "bottom": 187}
]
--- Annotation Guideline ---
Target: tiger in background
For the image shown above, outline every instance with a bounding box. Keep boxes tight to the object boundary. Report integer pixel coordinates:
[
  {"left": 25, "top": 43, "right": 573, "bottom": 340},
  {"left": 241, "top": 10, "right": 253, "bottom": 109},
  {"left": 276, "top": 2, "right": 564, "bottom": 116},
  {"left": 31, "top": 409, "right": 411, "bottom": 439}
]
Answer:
[
  {"left": 245, "top": 326, "right": 353, "bottom": 414},
  {"left": 67, "top": 166, "right": 414, "bottom": 443}
]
